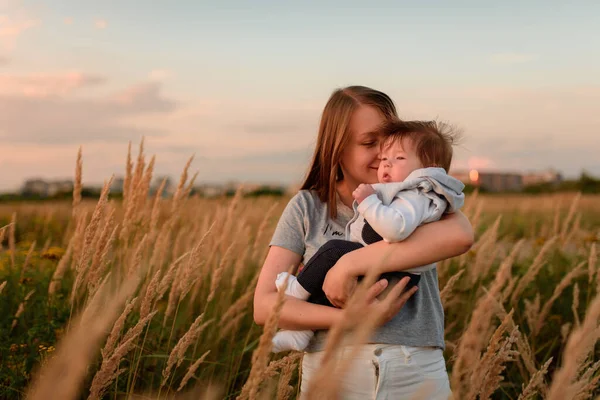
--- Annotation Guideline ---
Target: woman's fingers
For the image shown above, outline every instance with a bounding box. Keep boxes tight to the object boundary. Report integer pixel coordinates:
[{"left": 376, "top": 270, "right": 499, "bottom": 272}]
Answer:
[
  {"left": 378, "top": 277, "right": 418, "bottom": 322},
  {"left": 328, "top": 296, "right": 343, "bottom": 309},
  {"left": 365, "top": 279, "right": 389, "bottom": 303},
  {"left": 327, "top": 279, "right": 358, "bottom": 308},
  {"left": 394, "top": 285, "right": 418, "bottom": 308},
  {"left": 381, "top": 277, "right": 409, "bottom": 304},
  {"left": 327, "top": 291, "right": 346, "bottom": 308}
]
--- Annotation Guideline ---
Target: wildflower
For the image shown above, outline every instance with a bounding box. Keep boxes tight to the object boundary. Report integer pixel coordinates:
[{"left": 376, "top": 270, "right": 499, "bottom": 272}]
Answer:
[{"left": 41, "top": 247, "right": 65, "bottom": 261}]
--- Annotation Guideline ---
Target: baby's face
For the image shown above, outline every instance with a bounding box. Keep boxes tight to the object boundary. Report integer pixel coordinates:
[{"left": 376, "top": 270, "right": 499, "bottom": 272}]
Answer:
[{"left": 377, "top": 138, "right": 424, "bottom": 183}]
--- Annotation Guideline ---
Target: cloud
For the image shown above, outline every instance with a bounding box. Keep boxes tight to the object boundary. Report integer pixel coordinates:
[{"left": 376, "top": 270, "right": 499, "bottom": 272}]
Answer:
[
  {"left": 489, "top": 53, "right": 538, "bottom": 64},
  {"left": 0, "top": 11, "right": 39, "bottom": 50},
  {"left": 0, "top": 142, "right": 135, "bottom": 191},
  {"left": 467, "top": 156, "right": 495, "bottom": 170},
  {"left": 235, "top": 111, "right": 318, "bottom": 136},
  {"left": 0, "top": 71, "right": 106, "bottom": 97},
  {"left": 2, "top": 78, "right": 599, "bottom": 190},
  {"left": 94, "top": 19, "right": 107, "bottom": 29},
  {"left": 188, "top": 148, "right": 312, "bottom": 185},
  {"left": 148, "top": 69, "right": 172, "bottom": 81},
  {"left": 110, "top": 82, "right": 177, "bottom": 112},
  {"left": 391, "top": 85, "right": 600, "bottom": 177},
  {"left": 0, "top": 55, "right": 8, "bottom": 65},
  {"left": 0, "top": 79, "right": 177, "bottom": 145},
  {"left": 64, "top": 17, "right": 73, "bottom": 25}
]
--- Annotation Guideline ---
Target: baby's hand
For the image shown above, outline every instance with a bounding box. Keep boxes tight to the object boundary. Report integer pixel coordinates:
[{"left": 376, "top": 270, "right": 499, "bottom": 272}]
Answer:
[{"left": 352, "top": 184, "right": 375, "bottom": 204}]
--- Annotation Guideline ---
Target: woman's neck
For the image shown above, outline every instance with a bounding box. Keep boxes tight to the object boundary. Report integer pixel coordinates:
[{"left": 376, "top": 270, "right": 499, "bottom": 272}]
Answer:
[{"left": 336, "top": 180, "right": 356, "bottom": 209}]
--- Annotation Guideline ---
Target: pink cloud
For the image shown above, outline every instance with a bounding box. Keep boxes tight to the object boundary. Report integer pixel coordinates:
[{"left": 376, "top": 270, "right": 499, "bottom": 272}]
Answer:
[
  {"left": 467, "top": 156, "right": 495, "bottom": 170},
  {"left": 64, "top": 17, "right": 73, "bottom": 25},
  {"left": 148, "top": 69, "right": 172, "bottom": 81},
  {"left": 0, "top": 13, "right": 39, "bottom": 50},
  {"left": 111, "top": 82, "right": 176, "bottom": 111},
  {"left": 0, "top": 71, "right": 106, "bottom": 97},
  {"left": 0, "top": 78, "right": 177, "bottom": 146},
  {"left": 94, "top": 19, "right": 107, "bottom": 29}
]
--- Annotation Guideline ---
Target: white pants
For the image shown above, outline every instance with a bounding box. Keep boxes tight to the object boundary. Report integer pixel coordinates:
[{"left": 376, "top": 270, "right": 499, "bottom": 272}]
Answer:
[{"left": 301, "top": 344, "right": 452, "bottom": 400}]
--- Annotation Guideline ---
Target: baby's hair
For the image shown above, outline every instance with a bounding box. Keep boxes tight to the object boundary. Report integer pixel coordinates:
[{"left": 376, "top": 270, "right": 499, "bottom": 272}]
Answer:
[{"left": 378, "top": 119, "right": 462, "bottom": 172}]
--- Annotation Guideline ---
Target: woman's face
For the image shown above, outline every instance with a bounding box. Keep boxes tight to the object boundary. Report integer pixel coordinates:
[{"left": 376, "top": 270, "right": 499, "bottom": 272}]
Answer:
[{"left": 339, "top": 105, "right": 385, "bottom": 187}]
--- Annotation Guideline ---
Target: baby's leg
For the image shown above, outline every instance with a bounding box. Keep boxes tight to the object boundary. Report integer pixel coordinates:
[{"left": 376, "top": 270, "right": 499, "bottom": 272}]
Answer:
[
  {"left": 272, "top": 330, "right": 315, "bottom": 353},
  {"left": 275, "top": 272, "right": 310, "bottom": 300},
  {"left": 271, "top": 240, "right": 362, "bottom": 353},
  {"left": 271, "top": 273, "right": 314, "bottom": 353},
  {"left": 297, "top": 240, "right": 364, "bottom": 307}
]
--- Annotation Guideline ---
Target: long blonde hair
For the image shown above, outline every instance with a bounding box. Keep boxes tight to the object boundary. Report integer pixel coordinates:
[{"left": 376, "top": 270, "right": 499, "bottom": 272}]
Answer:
[{"left": 301, "top": 86, "right": 398, "bottom": 219}]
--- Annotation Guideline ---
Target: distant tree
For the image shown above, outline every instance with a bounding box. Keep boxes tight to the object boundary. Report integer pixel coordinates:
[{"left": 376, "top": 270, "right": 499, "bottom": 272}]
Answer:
[
  {"left": 579, "top": 171, "right": 600, "bottom": 193},
  {"left": 244, "top": 186, "right": 285, "bottom": 197}
]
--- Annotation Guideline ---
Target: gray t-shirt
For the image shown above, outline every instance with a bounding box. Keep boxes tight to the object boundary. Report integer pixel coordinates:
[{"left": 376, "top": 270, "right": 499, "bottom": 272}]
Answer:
[{"left": 269, "top": 190, "right": 445, "bottom": 352}]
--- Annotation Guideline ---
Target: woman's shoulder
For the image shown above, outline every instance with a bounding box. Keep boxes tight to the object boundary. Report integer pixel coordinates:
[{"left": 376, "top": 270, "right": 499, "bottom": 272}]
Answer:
[{"left": 286, "top": 189, "right": 326, "bottom": 210}]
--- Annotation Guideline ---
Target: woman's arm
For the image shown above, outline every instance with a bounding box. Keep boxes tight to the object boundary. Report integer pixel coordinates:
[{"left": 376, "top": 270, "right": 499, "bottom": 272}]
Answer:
[
  {"left": 323, "top": 211, "right": 473, "bottom": 307},
  {"left": 349, "top": 210, "right": 473, "bottom": 275},
  {"left": 253, "top": 246, "right": 344, "bottom": 329}
]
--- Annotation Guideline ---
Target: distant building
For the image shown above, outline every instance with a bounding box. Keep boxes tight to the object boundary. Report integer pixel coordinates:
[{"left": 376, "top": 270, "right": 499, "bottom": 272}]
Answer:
[
  {"left": 150, "top": 176, "right": 175, "bottom": 197},
  {"left": 522, "top": 169, "right": 563, "bottom": 187},
  {"left": 21, "top": 178, "right": 73, "bottom": 197},
  {"left": 47, "top": 180, "right": 73, "bottom": 196},
  {"left": 450, "top": 170, "right": 471, "bottom": 185},
  {"left": 477, "top": 172, "right": 523, "bottom": 192},
  {"left": 195, "top": 184, "right": 224, "bottom": 198},
  {"left": 450, "top": 170, "right": 523, "bottom": 192},
  {"left": 110, "top": 177, "right": 125, "bottom": 194}
]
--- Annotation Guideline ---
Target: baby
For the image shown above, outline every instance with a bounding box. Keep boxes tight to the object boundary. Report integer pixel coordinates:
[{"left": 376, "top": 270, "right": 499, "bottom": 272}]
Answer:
[{"left": 271, "top": 119, "right": 465, "bottom": 353}]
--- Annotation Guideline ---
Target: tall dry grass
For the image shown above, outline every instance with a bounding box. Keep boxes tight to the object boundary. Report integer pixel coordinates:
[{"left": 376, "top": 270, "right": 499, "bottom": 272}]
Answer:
[{"left": 0, "top": 140, "right": 599, "bottom": 399}]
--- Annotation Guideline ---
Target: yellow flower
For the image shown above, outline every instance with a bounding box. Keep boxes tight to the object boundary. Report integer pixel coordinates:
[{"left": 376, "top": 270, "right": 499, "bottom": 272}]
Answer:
[{"left": 42, "top": 247, "right": 66, "bottom": 261}]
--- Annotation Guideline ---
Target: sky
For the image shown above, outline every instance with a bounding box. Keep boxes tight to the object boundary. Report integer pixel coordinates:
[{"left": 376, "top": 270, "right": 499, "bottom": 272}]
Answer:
[{"left": 1, "top": 0, "right": 599, "bottom": 191}]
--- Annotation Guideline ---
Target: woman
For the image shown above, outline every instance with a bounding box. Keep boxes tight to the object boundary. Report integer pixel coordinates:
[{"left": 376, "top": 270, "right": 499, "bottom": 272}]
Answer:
[{"left": 253, "top": 86, "right": 473, "bottom": 399}]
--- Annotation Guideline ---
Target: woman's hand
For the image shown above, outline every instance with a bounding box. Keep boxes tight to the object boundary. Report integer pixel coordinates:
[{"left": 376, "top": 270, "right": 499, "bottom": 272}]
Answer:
[
  {"left": 369, "top": 277, "right": 418, "bottom": 326},
  {"left": 341, "top": 277, "right": 417, "bottom": 328}
]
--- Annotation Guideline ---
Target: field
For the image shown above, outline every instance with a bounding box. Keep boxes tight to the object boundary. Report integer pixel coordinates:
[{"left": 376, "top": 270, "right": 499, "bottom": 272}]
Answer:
[{"left": 1, "top": 147, "right": 599, "bottom": 399}]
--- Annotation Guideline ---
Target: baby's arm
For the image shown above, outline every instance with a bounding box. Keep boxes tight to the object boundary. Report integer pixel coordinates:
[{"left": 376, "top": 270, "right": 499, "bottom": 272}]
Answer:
[{"left": 357, "top": 189, "right": 428, "bottom": 242}]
